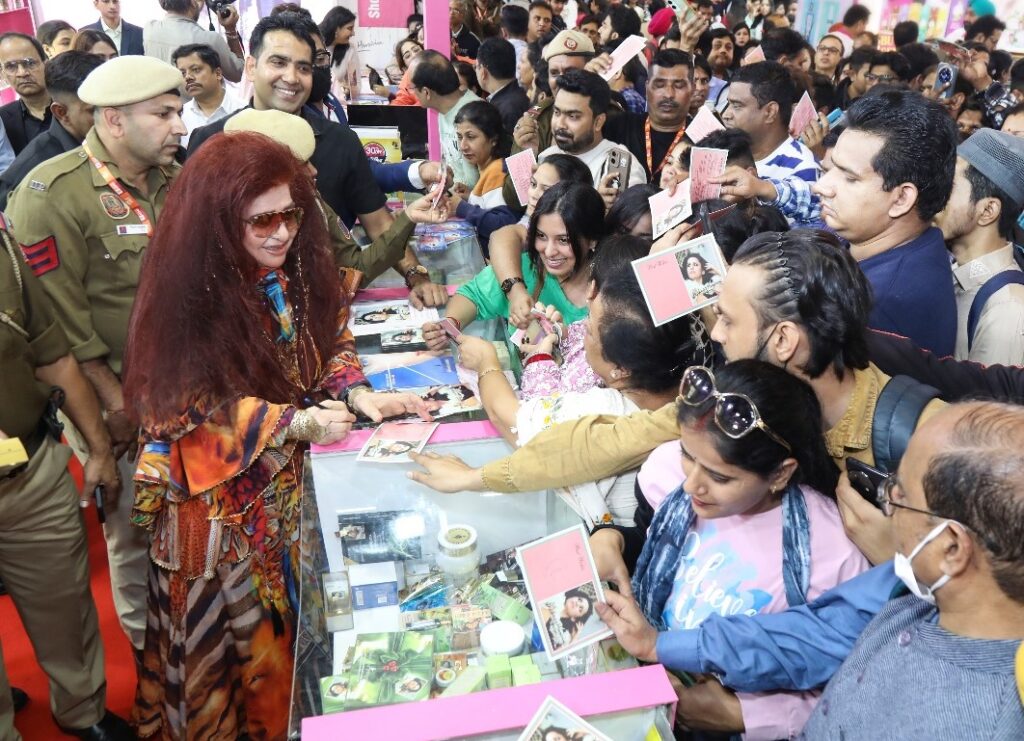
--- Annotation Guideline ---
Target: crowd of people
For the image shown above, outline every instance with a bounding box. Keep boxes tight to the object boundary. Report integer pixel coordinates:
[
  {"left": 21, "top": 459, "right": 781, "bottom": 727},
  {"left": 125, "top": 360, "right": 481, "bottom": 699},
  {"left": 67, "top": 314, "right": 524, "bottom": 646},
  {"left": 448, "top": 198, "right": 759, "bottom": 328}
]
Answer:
[{"left": 0, "top": 0, "right": 1023, "bottom": 739}]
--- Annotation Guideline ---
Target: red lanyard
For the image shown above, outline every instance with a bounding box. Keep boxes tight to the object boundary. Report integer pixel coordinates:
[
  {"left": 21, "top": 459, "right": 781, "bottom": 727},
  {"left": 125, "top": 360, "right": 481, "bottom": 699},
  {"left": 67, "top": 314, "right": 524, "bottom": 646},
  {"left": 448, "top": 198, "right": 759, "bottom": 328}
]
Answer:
[
  {"left": 645, "top": 119, "right": 686, "bottom": 177},
  {"left": 82, "top": 142, "right": 153, "bottom": 237}
]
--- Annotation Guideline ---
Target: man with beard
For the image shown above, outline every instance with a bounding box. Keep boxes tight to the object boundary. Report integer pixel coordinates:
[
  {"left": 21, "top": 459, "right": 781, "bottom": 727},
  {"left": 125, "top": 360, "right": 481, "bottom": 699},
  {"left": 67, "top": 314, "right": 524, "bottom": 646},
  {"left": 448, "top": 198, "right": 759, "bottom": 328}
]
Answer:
[
  {"left": 604, "top": 49, "right": 694, "bottom": 183},
  {"left": 538, "top": 68, "right": 646, "bottom": 190},
  {"left": 690, "top": 55, "right": 713, "bottom": 116},
  {"left": 698, "top": 27, "right": 734, "bottom": 110}
]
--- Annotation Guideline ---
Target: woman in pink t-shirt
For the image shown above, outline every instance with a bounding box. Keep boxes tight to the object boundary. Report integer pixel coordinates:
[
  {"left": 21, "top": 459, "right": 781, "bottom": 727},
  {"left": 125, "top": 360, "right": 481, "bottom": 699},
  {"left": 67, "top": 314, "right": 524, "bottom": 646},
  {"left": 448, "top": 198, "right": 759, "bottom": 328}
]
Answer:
[{"left": 590, "top": 360, "right": 870, "bottom": 740}]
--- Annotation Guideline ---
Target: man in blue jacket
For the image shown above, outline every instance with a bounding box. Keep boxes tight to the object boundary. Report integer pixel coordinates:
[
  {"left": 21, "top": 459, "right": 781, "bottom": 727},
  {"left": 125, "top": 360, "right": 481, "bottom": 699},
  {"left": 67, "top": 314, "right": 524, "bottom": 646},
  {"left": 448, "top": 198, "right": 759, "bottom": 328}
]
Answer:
[{"left": 83, "top": 0, "right": 145, "bottom": 56}]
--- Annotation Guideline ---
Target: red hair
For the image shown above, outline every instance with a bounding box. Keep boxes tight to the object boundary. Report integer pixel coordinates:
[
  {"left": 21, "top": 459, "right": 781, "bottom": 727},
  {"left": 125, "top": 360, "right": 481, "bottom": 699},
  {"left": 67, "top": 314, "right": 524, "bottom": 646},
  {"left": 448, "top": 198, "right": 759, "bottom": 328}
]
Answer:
[{"left": 123, "top": 131, "right": 342, "bottom": 427}]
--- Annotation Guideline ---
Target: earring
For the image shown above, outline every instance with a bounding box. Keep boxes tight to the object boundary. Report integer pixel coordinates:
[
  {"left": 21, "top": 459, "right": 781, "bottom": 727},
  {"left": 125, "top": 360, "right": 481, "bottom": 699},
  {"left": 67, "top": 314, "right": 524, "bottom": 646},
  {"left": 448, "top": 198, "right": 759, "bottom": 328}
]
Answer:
[{"left": 610, "top": 370, "right": 620, "bottom": 379}]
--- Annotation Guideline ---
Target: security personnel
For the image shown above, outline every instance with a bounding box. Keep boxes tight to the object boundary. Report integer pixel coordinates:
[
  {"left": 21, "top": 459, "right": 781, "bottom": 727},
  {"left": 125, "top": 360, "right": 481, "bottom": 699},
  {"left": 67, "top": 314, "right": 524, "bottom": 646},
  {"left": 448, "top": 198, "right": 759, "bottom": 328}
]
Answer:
[
  {"left": 5, "top": 54, "right": 185, "bottom": 654},
  {"left": 222, "top": 108, "right": 450, "bottom": 286},
  {"left": 0, "top": 221, "right": 131, "bottom": 740}
]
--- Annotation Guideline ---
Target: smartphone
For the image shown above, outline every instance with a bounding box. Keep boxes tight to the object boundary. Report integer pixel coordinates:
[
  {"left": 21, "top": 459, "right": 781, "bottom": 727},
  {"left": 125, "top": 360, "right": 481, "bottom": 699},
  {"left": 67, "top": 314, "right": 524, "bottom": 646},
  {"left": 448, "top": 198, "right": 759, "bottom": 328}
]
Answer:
[
  {"left": 439, "top": 317, "right": 462, "bottom": 340},
  {"left": 93, "top": 485, "right": 106, "bottom": 524},
  {"left": 603, "top": 148, "right": 631, "bottom": 194},
  {"left": 934, "top": 62, "right": 958, "bottom": 100},
  {"left": 526, "top": 105, "right": 543, "bottom": 118},
  {"left": 826, "top": 108, "right": 844, "bottom": 127},
  {"left": 367, "top": 66, "right": 383, "bottom": 89},
  {"left": 845, "top": 458, "right": 888, "bottom": 507}
]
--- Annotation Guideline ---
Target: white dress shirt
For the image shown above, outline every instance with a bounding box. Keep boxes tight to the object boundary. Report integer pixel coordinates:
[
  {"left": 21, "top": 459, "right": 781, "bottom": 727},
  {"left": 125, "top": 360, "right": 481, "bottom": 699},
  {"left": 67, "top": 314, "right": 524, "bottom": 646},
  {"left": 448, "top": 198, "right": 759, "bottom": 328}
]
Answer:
[
  {"left": 180, "top": 87, "right": 244, "bottom": 147},
  {"left": 103, "top": 20, "right": 123, "bottom": 53}
]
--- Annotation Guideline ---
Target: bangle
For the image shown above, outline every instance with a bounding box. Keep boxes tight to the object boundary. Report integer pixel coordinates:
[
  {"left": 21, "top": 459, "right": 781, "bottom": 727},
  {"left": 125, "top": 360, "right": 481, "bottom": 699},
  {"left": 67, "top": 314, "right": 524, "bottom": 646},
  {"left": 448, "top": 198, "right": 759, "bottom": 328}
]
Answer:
[
  {"left": 287, "top": 409, "right": 326, "bottom": 442},
  {"left": 344, "top": 384, "right": 372, "bottom": 408},
  {"left": 524, "top": 353, "right": 553, "bottom": 366},
  {"left": 477, "top": 367, "right": 504, "bottom": 382}
]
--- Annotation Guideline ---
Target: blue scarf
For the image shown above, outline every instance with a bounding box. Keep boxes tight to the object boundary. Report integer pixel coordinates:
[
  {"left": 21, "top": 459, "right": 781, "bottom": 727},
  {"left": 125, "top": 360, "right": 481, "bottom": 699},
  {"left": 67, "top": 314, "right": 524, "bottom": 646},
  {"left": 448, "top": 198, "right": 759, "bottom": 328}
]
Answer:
[
  {"left": 258, "top": 269, "right": 295, "bottom": 343},
  {"left": 632, "top": 482, "right": 812, "bottom": 630}
]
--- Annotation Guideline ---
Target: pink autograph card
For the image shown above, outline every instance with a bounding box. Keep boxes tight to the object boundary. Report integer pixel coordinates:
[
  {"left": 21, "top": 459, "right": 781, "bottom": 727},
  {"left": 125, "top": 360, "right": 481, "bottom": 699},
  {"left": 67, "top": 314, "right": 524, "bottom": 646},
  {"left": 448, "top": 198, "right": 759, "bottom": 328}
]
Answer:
[
  {"left": 506, "top": 149, "right": 538, "bottom": 207},
  {"left": 601, "top": 35, "right": 646, "bottom": 81},
  {"left": 632, "top": 233, "right": 727, "bottom": 326},
  {"left": 789, "top": 91, "right": 817, "bottom": 139},
  {"left": 689, "top": 147, "right": 728, "bottom": 203},
  {"left": 686, "top": 105, "right": 725, "bottom": 146},
  {"left": 517, "top": 525, "right": 612, "bottom": 661},
  {"left": 743, "top": 45, "right": 766, "bottom": 65},
  {"left": 649, "top": 182, "right": 693, "bottom": 239}
]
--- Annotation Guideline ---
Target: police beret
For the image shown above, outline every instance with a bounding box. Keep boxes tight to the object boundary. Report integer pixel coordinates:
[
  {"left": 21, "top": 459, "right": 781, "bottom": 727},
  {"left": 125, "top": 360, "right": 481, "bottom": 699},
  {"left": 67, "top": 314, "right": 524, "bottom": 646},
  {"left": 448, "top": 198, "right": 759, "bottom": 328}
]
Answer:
[
  {"left": 542, "top": 30, "right": 595, "bottom": 61},
  {"left": 224, "top": 109, "right": 316, "bottom": 163},
  {"left": 78, "top": 56, "right": 184, "bottom": 107}
]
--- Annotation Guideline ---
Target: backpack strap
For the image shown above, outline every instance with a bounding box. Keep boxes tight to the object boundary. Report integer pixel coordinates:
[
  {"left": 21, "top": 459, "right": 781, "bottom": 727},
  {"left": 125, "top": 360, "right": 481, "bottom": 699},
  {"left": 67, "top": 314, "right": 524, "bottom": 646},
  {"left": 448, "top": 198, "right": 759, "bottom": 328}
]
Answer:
[
  {"left": 872, "top": 375, "right": 941, "bottom": 473},
  {"left": 967, "top": 271, "right": 1024, "bottom": 351}
]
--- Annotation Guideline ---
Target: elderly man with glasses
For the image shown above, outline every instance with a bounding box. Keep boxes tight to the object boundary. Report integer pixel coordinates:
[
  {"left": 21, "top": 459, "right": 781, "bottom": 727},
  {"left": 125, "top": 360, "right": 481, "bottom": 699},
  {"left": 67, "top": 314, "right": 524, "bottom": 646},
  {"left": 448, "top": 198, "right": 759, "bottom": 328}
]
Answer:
[{"left": 0, "top": 32, "right": 52, "bottom": 154}]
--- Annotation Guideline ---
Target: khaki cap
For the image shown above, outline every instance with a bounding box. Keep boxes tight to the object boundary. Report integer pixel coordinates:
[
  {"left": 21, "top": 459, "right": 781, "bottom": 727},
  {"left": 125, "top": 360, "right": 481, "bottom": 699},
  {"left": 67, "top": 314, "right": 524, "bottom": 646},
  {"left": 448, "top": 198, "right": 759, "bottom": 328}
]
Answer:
[
  {"left": 78, "top": 55, "right": 184, "bottom": 107},
  {"left": 542, "top": 30, "right": 595, "bottom": 61},
  {"left": 224, "top": 109, "right": 316, "bottom": 163}
]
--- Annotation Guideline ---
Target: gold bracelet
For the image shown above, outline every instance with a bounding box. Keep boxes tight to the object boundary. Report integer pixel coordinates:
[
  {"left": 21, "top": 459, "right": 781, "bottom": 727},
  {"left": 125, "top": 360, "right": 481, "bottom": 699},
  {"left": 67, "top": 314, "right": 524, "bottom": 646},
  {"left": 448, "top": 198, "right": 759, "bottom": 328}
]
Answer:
[
  {"left": 477, "top": 367, "right": 504, "bottom": 382},
  {"left": 287, "top": 409, "right": 326, "bottom": 442}
]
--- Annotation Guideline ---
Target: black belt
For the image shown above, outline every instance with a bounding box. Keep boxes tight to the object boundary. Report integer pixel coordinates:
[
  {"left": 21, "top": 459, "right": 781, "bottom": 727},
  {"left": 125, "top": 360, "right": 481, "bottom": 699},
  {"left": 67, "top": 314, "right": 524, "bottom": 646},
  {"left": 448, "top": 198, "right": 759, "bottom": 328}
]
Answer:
[{"left": 0, "top": 418, "right": 49, "bottom": 482}]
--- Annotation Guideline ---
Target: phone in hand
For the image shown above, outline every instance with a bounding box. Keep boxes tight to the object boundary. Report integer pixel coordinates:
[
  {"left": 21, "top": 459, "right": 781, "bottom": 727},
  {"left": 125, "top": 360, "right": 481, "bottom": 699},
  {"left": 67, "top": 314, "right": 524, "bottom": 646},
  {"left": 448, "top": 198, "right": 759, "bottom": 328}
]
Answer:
[
  {"left": 93, "top": 485, "right": 106, "bottom": 524},
  {"left": 603, "top": 148, "right": 631, "bottom": 195},
  {"left": 367, "top": 66, "right": 384, "bottom": 89},
  {"left": 934, "top": 62, "right": 958, "bottom": 100},
  {"left": 526, "top": 105, "right": 543, "bottom": 118},
  {"left": 845, "top": 458, "right": 888, "bottom": 508}
]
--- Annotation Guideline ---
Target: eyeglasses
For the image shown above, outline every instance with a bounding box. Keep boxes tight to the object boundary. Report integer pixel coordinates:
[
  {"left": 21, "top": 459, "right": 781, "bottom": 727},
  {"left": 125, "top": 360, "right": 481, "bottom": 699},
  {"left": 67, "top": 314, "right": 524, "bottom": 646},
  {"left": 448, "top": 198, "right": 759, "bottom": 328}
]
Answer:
[
  {"left": 679, "top": 366, "right": 793, "bottom": 452},
  {"left": 876, "top": 475, "right": 942, "bottom": 518},
  {"left": 244, "top": 207, "right": 304, "bottom": 238},
  {"left": 816, "top": 45, "right": 842, "bottom": 55},
  {"left": 314, "top": 50, "right": 331, "bottom": 66},
  {"left": 865, "top": 72, "right": 897, "bottom": 83},
  {"left": 2, "top": 58, "right": 40, "bottom": 75}
]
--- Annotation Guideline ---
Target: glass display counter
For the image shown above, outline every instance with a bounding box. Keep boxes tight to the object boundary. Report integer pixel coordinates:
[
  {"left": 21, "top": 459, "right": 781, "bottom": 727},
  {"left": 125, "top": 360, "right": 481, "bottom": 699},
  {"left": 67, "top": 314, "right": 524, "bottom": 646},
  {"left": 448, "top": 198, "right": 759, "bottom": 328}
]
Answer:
[{"left": 287, "top": 287, "right": 677, "bottom": 739}]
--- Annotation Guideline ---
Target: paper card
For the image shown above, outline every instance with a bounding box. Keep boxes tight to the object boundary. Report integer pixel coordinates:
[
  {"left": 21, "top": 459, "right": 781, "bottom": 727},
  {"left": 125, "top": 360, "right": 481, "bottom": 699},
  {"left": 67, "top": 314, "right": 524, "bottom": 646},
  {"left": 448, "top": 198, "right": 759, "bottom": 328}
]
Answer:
[
  {"left": 517, "top": 695, "right": 613, "bottom": 741},
  {"left": 516, "top": 524, "right": 612, "bottom": 661},
  {"left": 788, "top": 91, "right": 817, "bottom": 139},
  {"left": 742, "top": 45, "right": 766, "bottom": 65},
  {"left": 631, "top": 233, "right": 727, "bottom": 326},
  {"left": 356, "top": 422, "right": 438, "bottom": 463},
  {"left": 689, "top": 147, "right": 728, "bottom": 203},
  {"left": 431, "top": 158, "right": 449, "bottom": 209},
  {"left": 686, "top": 105, "right": 725, "bottom": 146},
  {"left": 600, "top": 35, "right": 647, "bottom": 81},
  {"left": 0, "top": 438, "right": 28, "bottom": 468},
  {"left": 349, "top": 300, "right": 440, "bottom": 337},
  {"left": 506, "top": 149, "right": 537, "bottom": 207},
  {"left": 381, "top": 328, "right": 427, "bottom": 352},
  {"left": 649, "top": 183, "right": 693, "bottom": 239}
]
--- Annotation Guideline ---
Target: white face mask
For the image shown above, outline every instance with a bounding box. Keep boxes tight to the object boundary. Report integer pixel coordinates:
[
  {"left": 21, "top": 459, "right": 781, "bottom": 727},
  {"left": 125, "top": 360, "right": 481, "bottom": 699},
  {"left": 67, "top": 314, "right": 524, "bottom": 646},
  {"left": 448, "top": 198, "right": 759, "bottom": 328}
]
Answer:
[{"left": 893, "top": 520, "right": 953, "bottom": 604}]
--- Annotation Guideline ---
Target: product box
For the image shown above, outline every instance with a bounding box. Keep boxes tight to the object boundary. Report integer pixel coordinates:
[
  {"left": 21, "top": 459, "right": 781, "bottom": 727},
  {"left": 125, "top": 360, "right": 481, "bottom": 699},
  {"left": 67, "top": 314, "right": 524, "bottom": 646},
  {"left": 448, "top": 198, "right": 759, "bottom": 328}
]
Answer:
[
  {"left": 349, "top": 561, "right": 399, "bottom": 610},
  {"left": 344, "top": 631, "right": 435, "bottom": 709}
]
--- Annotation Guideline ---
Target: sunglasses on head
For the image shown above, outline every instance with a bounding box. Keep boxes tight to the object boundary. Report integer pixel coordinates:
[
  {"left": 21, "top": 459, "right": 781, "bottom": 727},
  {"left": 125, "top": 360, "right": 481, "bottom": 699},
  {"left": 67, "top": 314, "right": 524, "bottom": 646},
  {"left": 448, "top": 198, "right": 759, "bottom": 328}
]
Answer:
[
  {"left": 244, "top": 207, "right": 304, "bottom": 239},
  {"left": 679, "top": 366, "right": 793, "bottom": 452}
]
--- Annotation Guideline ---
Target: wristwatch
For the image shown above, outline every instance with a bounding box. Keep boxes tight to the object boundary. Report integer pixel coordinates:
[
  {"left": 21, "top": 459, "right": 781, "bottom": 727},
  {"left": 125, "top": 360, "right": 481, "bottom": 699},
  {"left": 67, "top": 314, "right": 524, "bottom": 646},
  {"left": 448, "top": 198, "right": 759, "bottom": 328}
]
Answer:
[
  {"left": 500, "top": 276, "right": 525, "bottom": 295},
  {"left": 404, "top": 264, "right": 430, "bottom": 288}
]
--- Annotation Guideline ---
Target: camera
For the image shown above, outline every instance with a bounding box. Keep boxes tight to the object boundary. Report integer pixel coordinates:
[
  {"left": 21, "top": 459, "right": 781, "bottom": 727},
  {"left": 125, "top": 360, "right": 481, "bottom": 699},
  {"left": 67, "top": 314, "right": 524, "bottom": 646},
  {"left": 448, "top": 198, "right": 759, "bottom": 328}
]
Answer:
[{"left": 205, "top": 0, "right": 236, "bottom": 19}]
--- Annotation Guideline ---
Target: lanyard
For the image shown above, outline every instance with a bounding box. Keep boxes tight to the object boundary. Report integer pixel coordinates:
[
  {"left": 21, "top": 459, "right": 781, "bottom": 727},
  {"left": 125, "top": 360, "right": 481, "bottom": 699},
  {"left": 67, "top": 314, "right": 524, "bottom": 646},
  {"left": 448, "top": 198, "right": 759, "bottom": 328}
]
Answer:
[
  {"left": 645, "top": 119, "right": 686, "bottom": 177},
  {"left": 82, "top": 142, "right": 153, "bottom": 237}
]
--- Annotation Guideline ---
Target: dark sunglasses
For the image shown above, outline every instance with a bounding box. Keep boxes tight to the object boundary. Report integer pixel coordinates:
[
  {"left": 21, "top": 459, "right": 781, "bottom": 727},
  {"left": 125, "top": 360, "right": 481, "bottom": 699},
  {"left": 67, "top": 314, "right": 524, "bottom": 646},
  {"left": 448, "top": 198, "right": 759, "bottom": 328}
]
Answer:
[
  {"left": 679, "top": 366, "right": 793, "bottom": 452},
  {"left": 244, "top": 207, "right": 304, "bottom": 239}
]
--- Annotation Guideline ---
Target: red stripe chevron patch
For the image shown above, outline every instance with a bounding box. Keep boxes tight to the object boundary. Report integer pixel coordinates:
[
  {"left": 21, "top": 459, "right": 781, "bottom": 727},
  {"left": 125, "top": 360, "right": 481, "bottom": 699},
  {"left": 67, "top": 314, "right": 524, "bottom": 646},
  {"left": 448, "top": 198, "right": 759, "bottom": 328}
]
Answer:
[{"left": 21, "top": 236, "right": 59, "bottom": 277}]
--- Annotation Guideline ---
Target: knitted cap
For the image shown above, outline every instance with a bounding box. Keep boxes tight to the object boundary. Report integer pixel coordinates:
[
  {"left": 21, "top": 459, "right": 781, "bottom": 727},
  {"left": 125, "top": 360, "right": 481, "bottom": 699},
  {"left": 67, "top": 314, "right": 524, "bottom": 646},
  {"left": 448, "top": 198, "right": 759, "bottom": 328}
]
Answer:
[
  {"left": 78, "top": 55, "right": 183, "bottom": 107},
  {"left": 969, "top": 0, "right": 996, "bottom": 18},
  {"left": 648, "top": 8, "right": 676, "bottom": 39},
  {"left": 542, "top": 30, "right": 594, "bottom": 60},
  {"left": 958, "top": 128, "right": 1024, "bottom": 208},
  {"left": 225, "top": 108, "right": 316, "bottom": 162}
]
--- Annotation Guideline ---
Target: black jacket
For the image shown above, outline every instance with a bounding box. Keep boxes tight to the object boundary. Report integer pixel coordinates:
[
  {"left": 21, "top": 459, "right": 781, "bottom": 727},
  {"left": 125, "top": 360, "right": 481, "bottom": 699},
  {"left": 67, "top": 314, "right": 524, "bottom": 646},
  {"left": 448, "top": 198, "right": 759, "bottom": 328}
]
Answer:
[
  {"left": 0, "top": 118, "right": 79, "bottom": 210},
  {"left": 488, "top": 82, "right": 529, "bottom": 140},
  {"left": 0, "top": 101, "right": 52, "bottom": 156},
  {"left": 82, "top": 19, "right": 145, "bottom": 56}
]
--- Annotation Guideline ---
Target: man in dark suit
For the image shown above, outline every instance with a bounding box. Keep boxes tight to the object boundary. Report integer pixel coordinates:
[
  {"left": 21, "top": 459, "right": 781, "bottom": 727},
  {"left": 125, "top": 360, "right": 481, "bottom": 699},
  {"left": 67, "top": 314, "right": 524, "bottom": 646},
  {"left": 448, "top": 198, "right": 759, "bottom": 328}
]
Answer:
[
  {"left": 475, "top": 38, "right": 528, "bottom": 136},
  {"left": 0, "top": 33, "right": 52, "bottom": 155},
  {"left": 83, "top": 0, "right": 145, "bottom": 56}
]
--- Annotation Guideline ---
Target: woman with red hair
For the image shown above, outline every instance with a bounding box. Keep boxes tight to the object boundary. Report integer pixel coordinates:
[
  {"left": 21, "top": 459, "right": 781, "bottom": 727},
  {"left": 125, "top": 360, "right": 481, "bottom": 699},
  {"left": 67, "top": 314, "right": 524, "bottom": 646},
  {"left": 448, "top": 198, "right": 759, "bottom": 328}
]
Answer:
[{"left": 122, "top": 132, "right": 430, "bottom": 739}]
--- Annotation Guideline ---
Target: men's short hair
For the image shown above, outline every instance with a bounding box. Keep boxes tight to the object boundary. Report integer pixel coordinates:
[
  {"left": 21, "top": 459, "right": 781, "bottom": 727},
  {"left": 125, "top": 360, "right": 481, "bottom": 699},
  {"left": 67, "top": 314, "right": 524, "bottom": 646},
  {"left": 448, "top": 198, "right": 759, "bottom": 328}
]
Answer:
[
  {"left": 964, "top": 162, "right": 1019, "bottom": 240},
  {"left": 965, "top": 15, "right": 1006, "bottom": 41},
  {"left": 171, "top": 43, "right": 221, "bottom": 70},
  {"left": 529, "top": 1, "right": 553, "bottom": 13},
  {"left": 692, "top": 53, "right": 712, "bottom": 79},
  {"left": 607, "top": 5, "right": 641, "bottom": 41},
  {"left": 759, "top": 28, "right": 805, "bottom": 62},
  {"left": 810, "top": 71, "right": 837, "bottom": 112},
  {"left": 476, "top": 37, "right": 516, "bottom": 81},
  {"left": 0, "top": 32, "right": 46, "bottom": 61},
  {"left": 846, "top": 46, "right": 875, "bottom": 71},
  {"left": 411, "top": 50, "right": 461, "bottom": 96},
  {"left": 844, "top": 88, "right": 957, "bottom": 221},
  {"left": 651, "top": 48, "right": 692, "bottom": 77},
  {"left": 555, "top": 68, "right": 610, "bottom": 117},
  {"left": 579, "top": 13, "right": 601, "bottom": 28},
  {"left": 842, "top": 5, "right": 870, "bottom": 27},
  {"left": 269, "top": 2, "right": 311, "bottom": 18},
  {"left": 733, "top": 230, "right": 871, "bottom": 380},
  {"left": 697, "top": 27, "right": 733, "bottom": 58},
  {"left": 1010, "top": 60, "right": 1024, "bottom": 93},
  {"left": 500, "top": 5, "right": 529, "bottom": 37},
  {"left": 730, "top": 61, "right": 798, "bottom": 123},
  {"left": 870, "top": 50, "right": 913, "bottom": 82},
  {"left": 892, "top": 20, "right": 919, "bottom": 47},
  {"left": 159, "top": 0, "right": 194, "bottom": 12},
  {"left": 45, "top": 50, "right": 105, "bottom": 98},
  {"left": 683, "top": 128, "right": 755, "bottom": 169},
  {"left": 897, "top": 43, "right": 938, "bottom": 81},
  {"left": 249, "top": 11, "right": 317, "bottom": 61},
  {"left": 923, "top": 403, "right": 1024, "bottom": 605}
]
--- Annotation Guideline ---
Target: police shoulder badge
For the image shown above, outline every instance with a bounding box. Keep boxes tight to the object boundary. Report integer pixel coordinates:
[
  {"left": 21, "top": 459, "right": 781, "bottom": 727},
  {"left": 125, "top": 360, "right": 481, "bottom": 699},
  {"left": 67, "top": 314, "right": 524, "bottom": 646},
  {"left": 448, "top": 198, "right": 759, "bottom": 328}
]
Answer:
[{"left": 100, "top": 192, "right": 130, "bottom": 219}]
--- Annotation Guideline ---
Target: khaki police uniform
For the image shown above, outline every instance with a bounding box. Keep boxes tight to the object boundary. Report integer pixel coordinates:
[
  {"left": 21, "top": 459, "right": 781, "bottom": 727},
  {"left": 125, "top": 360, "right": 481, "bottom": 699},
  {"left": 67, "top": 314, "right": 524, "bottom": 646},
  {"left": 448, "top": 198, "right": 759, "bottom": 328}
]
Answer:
[
  {"left": 6, "top": 129, "right": 178, "bottom": 651},
  {"left": 0, "top": 230, "right": 105, "bottom": 739}
]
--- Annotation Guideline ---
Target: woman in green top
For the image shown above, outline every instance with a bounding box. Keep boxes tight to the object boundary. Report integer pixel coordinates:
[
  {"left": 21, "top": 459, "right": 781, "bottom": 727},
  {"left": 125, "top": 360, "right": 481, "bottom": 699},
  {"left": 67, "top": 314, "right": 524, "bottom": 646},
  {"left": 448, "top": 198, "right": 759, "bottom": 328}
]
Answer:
[{"left": 423, "top": 182, "right": 607, "bottom": 348}]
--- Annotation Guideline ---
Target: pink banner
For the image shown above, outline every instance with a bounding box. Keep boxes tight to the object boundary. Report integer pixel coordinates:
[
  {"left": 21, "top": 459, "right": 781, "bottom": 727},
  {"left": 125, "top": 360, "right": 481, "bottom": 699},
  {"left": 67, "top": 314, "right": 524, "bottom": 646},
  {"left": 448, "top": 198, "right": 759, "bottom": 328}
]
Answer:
[{"left": 357, "top": 0, "right": 411, "bottom": 28}]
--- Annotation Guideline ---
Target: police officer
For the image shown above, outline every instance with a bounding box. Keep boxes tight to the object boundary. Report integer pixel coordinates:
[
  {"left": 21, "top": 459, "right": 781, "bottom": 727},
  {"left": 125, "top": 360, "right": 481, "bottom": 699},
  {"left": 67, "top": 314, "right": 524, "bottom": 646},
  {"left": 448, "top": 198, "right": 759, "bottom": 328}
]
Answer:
[
  {"left": 0, "top": 221, "right": 131, "bottom": 740},
  {"left": 5, "top": 54, "right": 185, "bottom": 655}
]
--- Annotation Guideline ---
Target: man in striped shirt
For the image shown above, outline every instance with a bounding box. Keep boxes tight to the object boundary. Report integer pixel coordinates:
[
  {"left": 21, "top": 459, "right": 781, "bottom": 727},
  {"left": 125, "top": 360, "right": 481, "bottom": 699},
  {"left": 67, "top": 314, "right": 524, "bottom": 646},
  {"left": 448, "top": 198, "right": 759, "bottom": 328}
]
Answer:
[{"left": 715, "top": 61, "right": 822, "bottom": 227}]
